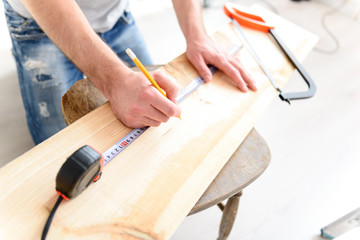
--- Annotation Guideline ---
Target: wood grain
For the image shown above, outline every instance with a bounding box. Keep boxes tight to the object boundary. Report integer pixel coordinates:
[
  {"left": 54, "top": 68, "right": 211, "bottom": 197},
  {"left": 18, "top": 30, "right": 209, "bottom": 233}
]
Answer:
[
  {"left": 61, "top": 77, "right": 271, "bottom": 216},
  {"left": 0, "top": 5, "right": 318, "bottom": 240}
]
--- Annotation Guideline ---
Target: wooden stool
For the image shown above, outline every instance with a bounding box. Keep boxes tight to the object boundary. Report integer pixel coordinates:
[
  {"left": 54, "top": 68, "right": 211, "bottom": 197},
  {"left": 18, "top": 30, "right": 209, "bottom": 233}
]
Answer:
[{"left": 61, "top": 68, "right": 271, "bottom": 240}]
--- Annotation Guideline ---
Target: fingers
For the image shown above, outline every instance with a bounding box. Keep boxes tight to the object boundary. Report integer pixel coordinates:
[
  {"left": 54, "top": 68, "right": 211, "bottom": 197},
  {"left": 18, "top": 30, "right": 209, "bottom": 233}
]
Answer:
[
  {"left": 150, "top": 71, "right": 181, "bottom": 116},
  {"left": 187, "top": 53, "right": 212, "bottom": 83},
  {"left": 129, "top": 72, "right": 180, "bottom": 127},
  {"left": 129, "top": 107, "right": 170, "bottom": 128},
  {"left": 209, "top": 51, "right": 259, "bottom": 92},
  {"left": 110, "top": 70, "right": 181, "bottom": 129},
  {"left": 186, "top": 39, "right": 257, "bottom": 92},
  {"left": 151, "top": 71, "right": 179, "bottom": 103},
  {"left": 143, "top": 117, "right": 162, "bottom": 127},
  {"left": 228, "top": 56, "right": 257, "bottom": 91},
  {"left": 151, "top": 92, "right": 181, "bottom": 118},
  {"left": 215, "top": 56, "right": 249, "bottom": 92},
  {"left": 119, "top": 89, "right": 179, "bottom": 128},
  {"left": 139, "top": 84, "right": 180, "bottom": 117}
]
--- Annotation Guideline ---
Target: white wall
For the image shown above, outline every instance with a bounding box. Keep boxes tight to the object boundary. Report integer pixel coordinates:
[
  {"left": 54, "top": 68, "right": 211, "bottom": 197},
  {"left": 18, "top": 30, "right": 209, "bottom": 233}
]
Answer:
[{"left": 0, "top": 2, "right": 12, "bottom": 50}]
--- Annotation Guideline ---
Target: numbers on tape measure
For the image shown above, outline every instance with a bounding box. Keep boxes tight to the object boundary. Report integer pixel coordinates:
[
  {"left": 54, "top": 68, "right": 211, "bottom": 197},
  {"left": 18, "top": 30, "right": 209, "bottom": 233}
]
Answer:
[
  {"left": 103, "top": 45, "right": 242, "bottom": 166},
  {"left": 103, "top": 127, "right": 148, "bottom": 165}
]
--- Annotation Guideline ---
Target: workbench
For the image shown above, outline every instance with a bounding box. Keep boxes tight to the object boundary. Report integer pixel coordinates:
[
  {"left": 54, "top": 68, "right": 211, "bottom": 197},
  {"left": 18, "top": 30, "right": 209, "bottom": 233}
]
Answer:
[{"left": 0, "top": 5, "right": 318, "bottom": 240}]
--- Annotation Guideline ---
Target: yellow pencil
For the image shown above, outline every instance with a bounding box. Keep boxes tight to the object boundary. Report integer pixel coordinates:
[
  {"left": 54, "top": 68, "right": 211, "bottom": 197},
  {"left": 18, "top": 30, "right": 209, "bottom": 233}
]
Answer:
[
  {"left": 126, "top": 48, "right": 181, "bottom": 119},
  {"left": 126, "top": 48, "right": 167, "bottom": 97}
]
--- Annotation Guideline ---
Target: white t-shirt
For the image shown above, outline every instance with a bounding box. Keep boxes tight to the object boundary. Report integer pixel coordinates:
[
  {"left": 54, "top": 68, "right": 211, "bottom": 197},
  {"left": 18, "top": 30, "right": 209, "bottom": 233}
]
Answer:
[{"left": 6, "top": 0, "right": 129, "bottom": 33}]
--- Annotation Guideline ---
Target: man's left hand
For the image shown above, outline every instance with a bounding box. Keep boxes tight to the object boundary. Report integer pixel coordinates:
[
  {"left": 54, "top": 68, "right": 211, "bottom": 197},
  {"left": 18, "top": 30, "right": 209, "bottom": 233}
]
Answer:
[{"left": 186, "top": 36, "right": 257, "bottom": 92}]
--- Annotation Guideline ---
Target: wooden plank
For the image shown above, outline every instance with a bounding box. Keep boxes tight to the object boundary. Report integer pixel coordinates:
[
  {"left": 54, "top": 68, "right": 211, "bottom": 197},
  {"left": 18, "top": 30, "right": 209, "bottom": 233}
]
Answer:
[
  {"left": 61, "top": 75, "right": 272, "bottom": 216},
  {"left": 0, "top": 5, "right": 318, "bottom": 240}
]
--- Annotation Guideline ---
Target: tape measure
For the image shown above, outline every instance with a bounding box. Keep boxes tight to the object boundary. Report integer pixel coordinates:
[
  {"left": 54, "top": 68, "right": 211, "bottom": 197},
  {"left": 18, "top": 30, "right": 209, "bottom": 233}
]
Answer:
[
  {"left": 55, "top": 45, "right": 242, "bottom": 200},
  {"left": 41, "top": 45, "right": 242, "bottom": 240}
]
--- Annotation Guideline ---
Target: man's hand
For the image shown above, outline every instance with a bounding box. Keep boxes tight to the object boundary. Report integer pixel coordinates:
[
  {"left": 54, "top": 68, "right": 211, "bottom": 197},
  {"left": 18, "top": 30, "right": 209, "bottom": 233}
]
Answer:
[
  {"left": 172, "top": 0, "right": 257, "bottom": 92},
  {"left": 186, "top": 36, "right": 257, "bottom": 92},
  {"left": 107, "top": 70, "right": 181, "bottom": 128},
  {"left": 22, "top": 0, "right": 181, "bottom": 128}
]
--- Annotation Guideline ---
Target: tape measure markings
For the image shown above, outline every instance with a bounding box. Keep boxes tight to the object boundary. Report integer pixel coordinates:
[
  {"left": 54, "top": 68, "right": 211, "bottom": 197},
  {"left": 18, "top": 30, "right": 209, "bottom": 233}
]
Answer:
[
  {"left": 103, "top": 45, "right": 242, "bottom": 166},
  {"left": 103, "top": 127, "right": 148, "bottom": 165},
  {"left": 175, "top": 65, "right": 217, "bottom": 103}
]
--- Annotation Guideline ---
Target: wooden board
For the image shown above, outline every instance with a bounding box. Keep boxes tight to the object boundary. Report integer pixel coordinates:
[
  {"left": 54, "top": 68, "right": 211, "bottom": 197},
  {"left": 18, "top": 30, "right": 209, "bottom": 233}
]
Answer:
[{"left": 0, "top": 5, "right": 318, "bottom": 240}]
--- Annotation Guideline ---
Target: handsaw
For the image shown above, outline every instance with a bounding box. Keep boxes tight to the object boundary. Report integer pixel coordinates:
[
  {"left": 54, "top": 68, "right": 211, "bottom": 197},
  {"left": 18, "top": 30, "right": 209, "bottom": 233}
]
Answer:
[{"left": 224, "top": 2, "right": 316, "bottom": 103}]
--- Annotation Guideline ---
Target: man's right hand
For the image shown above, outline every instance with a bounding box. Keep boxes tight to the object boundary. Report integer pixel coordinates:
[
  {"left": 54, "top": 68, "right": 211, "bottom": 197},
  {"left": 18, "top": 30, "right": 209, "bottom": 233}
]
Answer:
[
  {"left": 22, "top": 0, "right": 180, "bottom": 128},
  {"left": 105, "top": 70, "right": 181, "bottom": 128}
]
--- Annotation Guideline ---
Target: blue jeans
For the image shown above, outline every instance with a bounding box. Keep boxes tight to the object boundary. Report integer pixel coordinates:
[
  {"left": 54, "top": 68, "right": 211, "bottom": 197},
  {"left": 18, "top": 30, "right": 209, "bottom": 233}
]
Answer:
[{"left": 3, "top": 0, "right": 152, "bottom": 144}]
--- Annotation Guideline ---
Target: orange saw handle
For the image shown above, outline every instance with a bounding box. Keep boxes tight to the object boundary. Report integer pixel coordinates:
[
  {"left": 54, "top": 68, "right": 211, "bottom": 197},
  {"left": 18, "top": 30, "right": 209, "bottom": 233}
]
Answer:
[
  {"left": 224, "top": 3, "right": 274, "bottom": 32},
  {"left": 224, "top": 2, "right": 317, "bottom": 102}
]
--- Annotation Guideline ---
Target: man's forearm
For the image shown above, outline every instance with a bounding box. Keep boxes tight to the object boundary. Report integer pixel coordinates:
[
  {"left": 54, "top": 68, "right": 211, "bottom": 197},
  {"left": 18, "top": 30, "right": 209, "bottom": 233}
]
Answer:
[
  {"left": 172, "top": 0, "right": 207, "bottom": 43},
  {"left": 21, "top": 0, "right": 129, "bottom": 98},
  {"left": 19, "top": 0, "right": 181, "bottom": 128}
]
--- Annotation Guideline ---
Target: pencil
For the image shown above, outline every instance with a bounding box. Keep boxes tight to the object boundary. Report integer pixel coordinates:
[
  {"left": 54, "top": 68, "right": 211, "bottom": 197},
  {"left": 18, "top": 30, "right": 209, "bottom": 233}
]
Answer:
[
  {"left": 126, "top": 48, "right": 181, "bottom": 119},
  {"left": 126, "top": 48, "right": 167, "bottom": 97}
]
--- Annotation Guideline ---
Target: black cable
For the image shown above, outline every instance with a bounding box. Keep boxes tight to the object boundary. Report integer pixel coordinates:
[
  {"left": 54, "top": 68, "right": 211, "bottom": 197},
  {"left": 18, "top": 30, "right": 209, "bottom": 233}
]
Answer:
[{"left": 41, "top": 195, "right": 63, "bottom": 240}]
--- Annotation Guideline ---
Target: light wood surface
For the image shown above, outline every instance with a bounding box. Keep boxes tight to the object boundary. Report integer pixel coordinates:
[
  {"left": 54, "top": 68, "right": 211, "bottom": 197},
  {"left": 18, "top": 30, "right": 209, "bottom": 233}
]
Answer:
[
  {"left": 0, "top": 5, "right": 318, "bottom": 240},
  {"left": 61, "top": 74, "right": 271, "bottom": 216},
  {"left": 61, "top": 78, "right": 271, "bottom": 240}
]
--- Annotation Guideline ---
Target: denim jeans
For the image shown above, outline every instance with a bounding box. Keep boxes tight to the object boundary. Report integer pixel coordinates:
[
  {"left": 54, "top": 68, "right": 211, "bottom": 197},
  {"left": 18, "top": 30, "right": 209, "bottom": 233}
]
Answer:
[{"left": 3, "top": 0, "right": 152, "bottom": 144}]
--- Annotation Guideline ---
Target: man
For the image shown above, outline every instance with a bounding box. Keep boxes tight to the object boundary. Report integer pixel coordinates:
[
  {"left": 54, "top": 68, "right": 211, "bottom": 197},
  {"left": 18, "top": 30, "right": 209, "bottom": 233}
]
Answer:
[{"left": 3, "top": 0, "right": 257, "bottom": 144}]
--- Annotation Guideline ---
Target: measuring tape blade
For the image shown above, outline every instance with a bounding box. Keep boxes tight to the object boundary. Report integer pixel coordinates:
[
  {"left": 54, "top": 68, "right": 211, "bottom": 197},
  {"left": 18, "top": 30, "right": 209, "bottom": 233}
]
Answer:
[
  {"left": 175, "top": 76, "right": 205, "bottom": 103},
  {"left": 103, "top": 45, "right": 242, "bottom": 165},
  {"left": 103, "top": 127, "right": 148, "bottom": 165},
  {"left": 175, "top": 45, "right": 242, "bottom": 103}
]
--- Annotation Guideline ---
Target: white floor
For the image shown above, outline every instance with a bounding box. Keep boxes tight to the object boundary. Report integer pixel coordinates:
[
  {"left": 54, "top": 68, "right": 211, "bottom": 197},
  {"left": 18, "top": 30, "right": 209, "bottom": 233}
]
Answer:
[{"left": 1, "top": 0, "right": 360, "bottom": 239}]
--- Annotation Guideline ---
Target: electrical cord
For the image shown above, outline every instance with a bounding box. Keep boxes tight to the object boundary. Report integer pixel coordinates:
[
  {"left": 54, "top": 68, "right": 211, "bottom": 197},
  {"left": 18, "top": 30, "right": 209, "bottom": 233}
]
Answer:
[
  {"left": 313, "top": 0, "right": 348, "bottom": 55},
  {"left": 258, "top": 0, "right": 349, "bottom": 55},
  {"left": 41, "top": 195, "right": 63, "bottom": 240}
]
